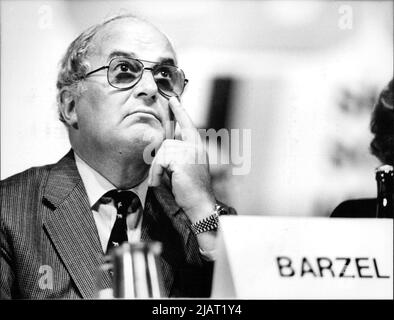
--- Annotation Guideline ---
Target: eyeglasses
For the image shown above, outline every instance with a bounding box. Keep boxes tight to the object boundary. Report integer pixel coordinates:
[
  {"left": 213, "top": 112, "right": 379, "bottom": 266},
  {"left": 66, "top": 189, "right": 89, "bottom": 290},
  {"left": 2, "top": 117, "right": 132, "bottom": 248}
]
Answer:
[{"left": 83, "top": 57, "right": 188, "bottom": 98}]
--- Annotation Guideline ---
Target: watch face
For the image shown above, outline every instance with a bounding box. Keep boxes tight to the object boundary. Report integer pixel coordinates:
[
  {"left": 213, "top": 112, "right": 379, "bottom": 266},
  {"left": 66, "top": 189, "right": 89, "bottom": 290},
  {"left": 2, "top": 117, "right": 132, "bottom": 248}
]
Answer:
[{"left": 217, "top": 205, "right": 229, "bottom": 216}]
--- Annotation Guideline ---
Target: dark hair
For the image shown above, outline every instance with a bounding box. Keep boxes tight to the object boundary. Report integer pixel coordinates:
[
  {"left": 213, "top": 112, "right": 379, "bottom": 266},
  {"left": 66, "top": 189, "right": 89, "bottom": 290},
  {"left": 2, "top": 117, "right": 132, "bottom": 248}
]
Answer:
[{"left": 370, "top": 79, "right": 394, "bottom": 165}]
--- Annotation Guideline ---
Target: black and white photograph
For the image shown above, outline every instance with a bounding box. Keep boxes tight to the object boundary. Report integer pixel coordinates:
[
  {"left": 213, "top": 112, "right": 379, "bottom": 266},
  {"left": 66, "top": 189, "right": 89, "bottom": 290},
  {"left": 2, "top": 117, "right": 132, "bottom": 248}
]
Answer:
[{"left": 0, "top": 0, "right": 392, "bottom": 308}]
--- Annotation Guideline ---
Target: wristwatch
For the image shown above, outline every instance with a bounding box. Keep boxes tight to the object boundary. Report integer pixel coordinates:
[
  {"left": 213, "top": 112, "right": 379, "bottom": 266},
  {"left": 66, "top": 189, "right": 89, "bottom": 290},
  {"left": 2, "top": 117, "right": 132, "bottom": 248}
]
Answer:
[{"left": 190, "top": 204, "right": 229, "bottom": 235}]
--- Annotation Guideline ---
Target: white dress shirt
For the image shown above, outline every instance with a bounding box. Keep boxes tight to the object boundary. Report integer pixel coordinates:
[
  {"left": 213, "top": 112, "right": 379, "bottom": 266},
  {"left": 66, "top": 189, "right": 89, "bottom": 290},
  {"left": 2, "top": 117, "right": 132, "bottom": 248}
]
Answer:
[{"left": 75, "top": 154, "right": 148, "bottom": 253}]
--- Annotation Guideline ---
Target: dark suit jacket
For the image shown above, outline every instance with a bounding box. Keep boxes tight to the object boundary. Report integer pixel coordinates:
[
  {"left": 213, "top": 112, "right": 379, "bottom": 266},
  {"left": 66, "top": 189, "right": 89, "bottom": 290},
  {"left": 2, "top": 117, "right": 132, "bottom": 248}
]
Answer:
[
  {"left": 0, "top": 150, "right": 234, "bottom": 299},
  {"left": 331, "top": 198, "right": 377, "bottom": 218}
]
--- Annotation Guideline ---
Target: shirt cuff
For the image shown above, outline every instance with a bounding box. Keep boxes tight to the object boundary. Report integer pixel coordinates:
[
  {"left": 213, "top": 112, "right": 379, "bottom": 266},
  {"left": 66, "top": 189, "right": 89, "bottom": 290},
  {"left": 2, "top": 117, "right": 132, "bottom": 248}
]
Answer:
[{"left": 199, "top": 247, "right": 217, "bottom": 261}]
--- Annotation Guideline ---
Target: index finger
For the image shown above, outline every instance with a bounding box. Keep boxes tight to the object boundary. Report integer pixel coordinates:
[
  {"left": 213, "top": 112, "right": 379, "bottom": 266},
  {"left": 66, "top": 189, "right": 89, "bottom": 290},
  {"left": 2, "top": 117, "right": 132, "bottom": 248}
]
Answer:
[{"left": 168, "top": 97, "right": 199, "bottom": 141}]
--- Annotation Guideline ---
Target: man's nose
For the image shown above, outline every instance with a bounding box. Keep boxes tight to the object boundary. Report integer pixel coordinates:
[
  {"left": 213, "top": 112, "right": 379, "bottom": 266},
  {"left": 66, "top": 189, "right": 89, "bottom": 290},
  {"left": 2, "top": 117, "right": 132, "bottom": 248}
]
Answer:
[{"left": 133, "top": 69, "right": 158, "bottom": 103}]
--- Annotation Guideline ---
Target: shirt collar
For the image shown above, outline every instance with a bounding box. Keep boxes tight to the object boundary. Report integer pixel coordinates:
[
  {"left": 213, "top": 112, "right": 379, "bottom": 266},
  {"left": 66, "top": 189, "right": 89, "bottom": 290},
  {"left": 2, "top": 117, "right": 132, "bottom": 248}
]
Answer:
[{"left": 74, "top": 153, "right": 148, "bottom": 209}]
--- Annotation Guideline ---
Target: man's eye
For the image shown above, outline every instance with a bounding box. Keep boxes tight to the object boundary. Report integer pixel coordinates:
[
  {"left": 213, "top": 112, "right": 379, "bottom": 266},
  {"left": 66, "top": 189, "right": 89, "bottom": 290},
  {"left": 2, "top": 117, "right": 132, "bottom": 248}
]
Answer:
[
  {"left": 156, "top": 68, "right": 174, "bottom": 79},
  {"left": 119, "top": 64, "right": 131, "bottom": 72},
  {"left": 160, "top": 70, "right": 170, "bottom": 78},
  {"left": 113, "top": 62, "right": 133, "bottom": 73}
]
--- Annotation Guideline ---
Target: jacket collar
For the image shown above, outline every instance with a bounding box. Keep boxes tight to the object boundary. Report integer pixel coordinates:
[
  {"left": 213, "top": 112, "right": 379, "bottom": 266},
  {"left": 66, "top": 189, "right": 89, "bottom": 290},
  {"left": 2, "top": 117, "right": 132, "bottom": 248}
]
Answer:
[
  {"left": 42, "top": 150, "right": 112, "bottom": 298},
  {"left": 43, "top": 150, "right": 83, "bottom": 209},
  {"left": 44, "top": 150, "right": 180, "bottom": 216}
]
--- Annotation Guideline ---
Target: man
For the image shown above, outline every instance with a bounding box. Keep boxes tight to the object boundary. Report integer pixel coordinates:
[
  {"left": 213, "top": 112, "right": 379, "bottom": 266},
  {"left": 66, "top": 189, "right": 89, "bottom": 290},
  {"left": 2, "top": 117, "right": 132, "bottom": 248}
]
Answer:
[{"left": 0, "top": 14, "right": 235, "bottom": 299}]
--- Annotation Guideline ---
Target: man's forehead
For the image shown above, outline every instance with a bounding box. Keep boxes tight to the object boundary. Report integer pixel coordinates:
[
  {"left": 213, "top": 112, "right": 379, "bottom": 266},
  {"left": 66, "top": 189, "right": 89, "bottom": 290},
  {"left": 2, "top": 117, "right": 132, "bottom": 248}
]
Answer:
[
  {"left": 107, "top": 50, "right": 176, "bottom": 65},
  {"left": 90, "top": 19, "right": 176, "bottom": 63}
]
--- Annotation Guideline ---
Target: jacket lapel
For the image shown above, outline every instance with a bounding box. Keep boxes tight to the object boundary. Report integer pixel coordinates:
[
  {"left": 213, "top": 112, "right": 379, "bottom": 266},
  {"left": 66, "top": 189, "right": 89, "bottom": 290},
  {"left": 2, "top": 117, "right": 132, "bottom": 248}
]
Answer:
[
  {"left": 141, "top": 179, "right": 192, "bottom": 297},
  {"left": 42, "top": 150, "right": 111, "bottom": 298}
]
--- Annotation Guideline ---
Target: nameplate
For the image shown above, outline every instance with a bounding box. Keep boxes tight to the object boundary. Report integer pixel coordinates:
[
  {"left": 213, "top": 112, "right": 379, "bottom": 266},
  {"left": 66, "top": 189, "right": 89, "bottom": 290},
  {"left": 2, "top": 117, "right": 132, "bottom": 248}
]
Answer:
[{"left": 211, "top": 216, "right": 393, "bottom": 299}]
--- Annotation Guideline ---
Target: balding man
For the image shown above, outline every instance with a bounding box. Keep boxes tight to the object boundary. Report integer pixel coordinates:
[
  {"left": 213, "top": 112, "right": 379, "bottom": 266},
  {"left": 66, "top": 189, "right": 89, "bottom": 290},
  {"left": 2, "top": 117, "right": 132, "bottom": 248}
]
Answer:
[{"left": 0, "top": 14, "right": 235, "bottom": 299}]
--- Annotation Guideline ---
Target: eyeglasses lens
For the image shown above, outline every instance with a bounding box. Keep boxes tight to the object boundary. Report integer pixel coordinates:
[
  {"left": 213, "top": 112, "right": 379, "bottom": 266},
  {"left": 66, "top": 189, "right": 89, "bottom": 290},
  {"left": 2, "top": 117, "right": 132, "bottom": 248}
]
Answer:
[
  {"left": 153, "top": 65, "right": 184, "bottom": 97},
  {"left": 108, "top": 58, "right": 185, "bottom": 97}
]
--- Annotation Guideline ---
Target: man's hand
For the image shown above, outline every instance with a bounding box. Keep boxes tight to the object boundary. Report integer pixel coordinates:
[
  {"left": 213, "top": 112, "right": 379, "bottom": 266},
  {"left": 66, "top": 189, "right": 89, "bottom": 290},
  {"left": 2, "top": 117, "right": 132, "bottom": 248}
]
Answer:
[{"left": 148, "top": 97, "right": 216, "bottom": 224}]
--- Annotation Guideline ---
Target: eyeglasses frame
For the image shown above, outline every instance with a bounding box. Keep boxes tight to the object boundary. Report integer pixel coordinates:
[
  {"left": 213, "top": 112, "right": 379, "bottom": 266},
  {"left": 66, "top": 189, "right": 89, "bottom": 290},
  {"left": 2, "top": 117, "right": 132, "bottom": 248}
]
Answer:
[{"left": 83, "top": 57, "right": 189, "bottom": 98}]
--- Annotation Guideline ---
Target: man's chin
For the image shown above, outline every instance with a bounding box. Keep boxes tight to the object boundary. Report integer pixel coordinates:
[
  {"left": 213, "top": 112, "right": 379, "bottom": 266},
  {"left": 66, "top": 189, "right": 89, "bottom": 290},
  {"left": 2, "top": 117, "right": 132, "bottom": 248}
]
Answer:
[{"left": 119, "top": 128, "right": 164, "bottom": 151}]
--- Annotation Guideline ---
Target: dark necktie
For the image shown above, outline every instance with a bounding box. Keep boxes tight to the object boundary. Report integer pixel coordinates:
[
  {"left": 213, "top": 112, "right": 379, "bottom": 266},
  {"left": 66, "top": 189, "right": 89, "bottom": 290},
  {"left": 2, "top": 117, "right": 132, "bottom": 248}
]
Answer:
[{"left": 104, "top": 190, "right": 141, "bottom": 254}]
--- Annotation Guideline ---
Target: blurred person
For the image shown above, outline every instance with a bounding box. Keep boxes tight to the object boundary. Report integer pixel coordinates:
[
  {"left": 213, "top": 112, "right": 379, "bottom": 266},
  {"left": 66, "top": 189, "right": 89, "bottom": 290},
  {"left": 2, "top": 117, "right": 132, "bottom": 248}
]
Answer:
[
  {"left": 0, "top": 14, "right": 235, "bottom": 299},
  {"left": 331, "top": 79, "right": 393, "bottom": 218}
]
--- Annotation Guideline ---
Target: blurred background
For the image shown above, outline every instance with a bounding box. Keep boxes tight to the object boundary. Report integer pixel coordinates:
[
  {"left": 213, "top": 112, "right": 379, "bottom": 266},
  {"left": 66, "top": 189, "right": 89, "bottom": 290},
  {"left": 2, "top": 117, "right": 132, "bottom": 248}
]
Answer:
[{"left": 1, "top": 0, "right": 393, "bottom": 217}]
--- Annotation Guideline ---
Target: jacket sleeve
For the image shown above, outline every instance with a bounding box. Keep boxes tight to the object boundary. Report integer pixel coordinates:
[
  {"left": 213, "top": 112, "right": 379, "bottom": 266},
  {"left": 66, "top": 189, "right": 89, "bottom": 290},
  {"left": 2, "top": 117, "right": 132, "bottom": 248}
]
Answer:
[{"left": 0, "top": 216, "right": 15, "bottom": 299}]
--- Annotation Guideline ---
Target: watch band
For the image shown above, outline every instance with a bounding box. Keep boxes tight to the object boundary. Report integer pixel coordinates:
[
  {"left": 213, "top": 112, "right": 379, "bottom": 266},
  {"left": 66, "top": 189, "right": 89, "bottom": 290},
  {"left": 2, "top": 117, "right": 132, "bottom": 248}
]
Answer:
[{"left": 190, "top": 204, "right": 223, "bottom": 235}]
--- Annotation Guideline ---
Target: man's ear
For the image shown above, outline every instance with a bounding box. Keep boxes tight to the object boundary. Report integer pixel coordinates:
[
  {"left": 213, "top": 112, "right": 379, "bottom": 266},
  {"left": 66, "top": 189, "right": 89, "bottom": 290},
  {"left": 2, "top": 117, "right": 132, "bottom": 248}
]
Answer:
[{"left": 59, "top": 88, "right": 78, "bottom": 128}]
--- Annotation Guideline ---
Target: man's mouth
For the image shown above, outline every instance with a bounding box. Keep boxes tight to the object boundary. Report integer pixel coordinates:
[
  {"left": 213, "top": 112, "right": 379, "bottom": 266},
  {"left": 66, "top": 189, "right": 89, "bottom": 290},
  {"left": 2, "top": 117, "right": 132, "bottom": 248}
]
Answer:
[{"left": 126, "top": 109, "right": 161, "bottom": 122}]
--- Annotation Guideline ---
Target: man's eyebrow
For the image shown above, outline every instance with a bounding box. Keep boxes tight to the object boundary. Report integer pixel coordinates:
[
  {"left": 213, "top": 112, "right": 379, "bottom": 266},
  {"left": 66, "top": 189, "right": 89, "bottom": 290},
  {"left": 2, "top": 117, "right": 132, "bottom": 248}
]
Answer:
[
  {"left": 159, "top": 58, "right": 176, "bottom": 66},
  {"left": 107, "top": 51, "right": 176, "bottom": 66},
  {"left": 107, "top": 51, "right": 136, "bottom": 61}
]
